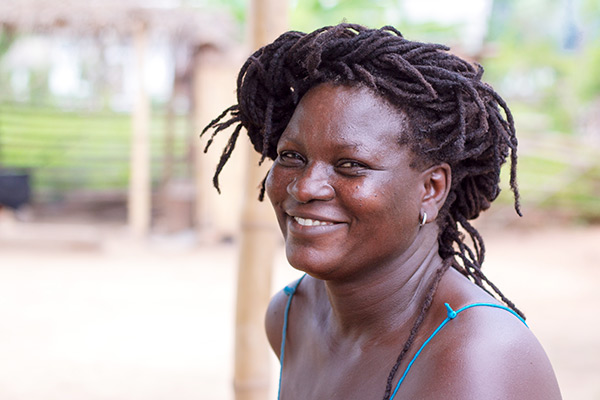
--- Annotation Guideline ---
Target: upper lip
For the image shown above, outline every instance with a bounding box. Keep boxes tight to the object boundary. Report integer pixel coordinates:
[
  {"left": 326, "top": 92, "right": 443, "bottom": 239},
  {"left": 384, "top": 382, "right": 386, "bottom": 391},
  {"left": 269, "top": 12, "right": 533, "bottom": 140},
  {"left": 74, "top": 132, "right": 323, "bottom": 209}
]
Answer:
[{"left": 284, "top": 208, "right": 345, "bottom": 224}]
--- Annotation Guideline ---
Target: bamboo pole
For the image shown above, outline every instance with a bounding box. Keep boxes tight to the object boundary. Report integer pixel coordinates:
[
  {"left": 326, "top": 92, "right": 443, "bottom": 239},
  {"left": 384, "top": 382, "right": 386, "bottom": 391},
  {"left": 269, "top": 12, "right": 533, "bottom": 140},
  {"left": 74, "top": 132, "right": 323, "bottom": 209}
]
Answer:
[
  {"left": 128, "top": 21, "right": 151, "bottom": 238},
  {"left": 233, "top": 1, "right": 288, "bottom": 399}
]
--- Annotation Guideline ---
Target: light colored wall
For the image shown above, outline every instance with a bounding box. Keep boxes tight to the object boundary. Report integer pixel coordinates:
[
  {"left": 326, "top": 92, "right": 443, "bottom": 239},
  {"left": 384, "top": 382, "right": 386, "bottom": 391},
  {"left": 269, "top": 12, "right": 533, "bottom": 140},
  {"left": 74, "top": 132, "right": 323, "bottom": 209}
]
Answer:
[{"left": 194, "top": 51, "right": 260, "bottom": 239}]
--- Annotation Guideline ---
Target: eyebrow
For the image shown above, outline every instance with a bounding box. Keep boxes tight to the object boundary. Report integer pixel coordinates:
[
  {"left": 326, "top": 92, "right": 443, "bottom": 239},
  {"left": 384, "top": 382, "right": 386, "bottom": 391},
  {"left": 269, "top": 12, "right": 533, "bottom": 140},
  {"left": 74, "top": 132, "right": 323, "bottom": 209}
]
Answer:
[
  {"left": 280, "top": 133, "right": 373, "bottom": 152},
  {"left": 332, "top": 142, "right": 364, "bottom": 151}
]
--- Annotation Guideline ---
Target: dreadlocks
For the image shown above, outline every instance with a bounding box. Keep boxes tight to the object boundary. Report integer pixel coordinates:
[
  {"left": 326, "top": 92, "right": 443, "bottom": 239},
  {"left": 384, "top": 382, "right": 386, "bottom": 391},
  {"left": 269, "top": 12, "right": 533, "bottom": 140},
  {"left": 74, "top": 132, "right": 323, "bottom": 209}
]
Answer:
[{"left": 202, "top": 23, "right": 523, "bottom": 399}]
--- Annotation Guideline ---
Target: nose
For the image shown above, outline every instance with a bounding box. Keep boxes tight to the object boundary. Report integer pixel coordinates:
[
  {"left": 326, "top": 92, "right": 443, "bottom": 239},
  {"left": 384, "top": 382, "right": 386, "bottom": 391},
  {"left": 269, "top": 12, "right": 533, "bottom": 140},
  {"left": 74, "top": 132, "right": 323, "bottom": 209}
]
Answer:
[{"left": 287, "top": 162, "right": 335, "bottom": 203}]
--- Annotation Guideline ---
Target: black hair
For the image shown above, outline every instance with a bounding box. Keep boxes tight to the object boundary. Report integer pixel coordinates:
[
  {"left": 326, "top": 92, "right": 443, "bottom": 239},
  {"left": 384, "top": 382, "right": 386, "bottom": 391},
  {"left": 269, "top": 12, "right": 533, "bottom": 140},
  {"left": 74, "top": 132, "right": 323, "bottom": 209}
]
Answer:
[{"left": 202, "top": 23, "right": 523, "bottom": 399}]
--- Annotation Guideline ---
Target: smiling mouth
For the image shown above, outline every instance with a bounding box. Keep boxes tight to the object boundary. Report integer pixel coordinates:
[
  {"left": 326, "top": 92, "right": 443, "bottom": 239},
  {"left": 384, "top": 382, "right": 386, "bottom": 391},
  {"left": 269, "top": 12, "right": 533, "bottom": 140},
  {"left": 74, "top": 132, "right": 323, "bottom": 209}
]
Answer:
[{"left": 293, "top": 216, "right": 336, "bottom": 227}]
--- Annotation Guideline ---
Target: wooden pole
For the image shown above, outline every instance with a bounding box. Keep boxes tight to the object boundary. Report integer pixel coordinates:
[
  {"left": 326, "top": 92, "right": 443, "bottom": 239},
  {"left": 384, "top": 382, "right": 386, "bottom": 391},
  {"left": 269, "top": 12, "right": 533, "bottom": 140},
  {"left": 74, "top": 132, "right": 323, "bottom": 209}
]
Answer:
[
  {"left": 233, "top": 1, "right": 288, "bottom": 399},
  {"left": 128, "top": 22, "right": 151, "bottom": 238}
]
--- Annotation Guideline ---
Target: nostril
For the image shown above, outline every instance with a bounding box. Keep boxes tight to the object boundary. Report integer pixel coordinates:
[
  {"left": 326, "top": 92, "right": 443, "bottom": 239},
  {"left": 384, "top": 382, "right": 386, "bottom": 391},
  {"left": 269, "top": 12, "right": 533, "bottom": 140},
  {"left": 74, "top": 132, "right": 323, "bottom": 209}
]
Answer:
[
  {"left": 285, "top": 163, "right": 336, "bottom": 203},
  {"left": 287, "top": 176, "right": 334, "bottom": 203}
]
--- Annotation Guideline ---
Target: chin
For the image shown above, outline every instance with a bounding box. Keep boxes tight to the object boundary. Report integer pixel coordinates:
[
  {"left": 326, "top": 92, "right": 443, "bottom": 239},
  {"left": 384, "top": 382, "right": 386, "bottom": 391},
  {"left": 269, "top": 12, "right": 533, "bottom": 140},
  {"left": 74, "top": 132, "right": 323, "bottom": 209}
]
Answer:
[
  {"left": 286, "top": 256, "right": 357, "bottom": 284},
  {"left": 285, "top": 248, "right": 337, "bottom": 279}
]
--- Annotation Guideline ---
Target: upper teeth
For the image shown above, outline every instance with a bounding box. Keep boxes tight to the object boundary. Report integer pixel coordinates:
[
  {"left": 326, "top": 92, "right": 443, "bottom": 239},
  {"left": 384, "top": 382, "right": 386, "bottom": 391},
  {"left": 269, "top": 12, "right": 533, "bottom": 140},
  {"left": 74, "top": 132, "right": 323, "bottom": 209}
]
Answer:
[{"left": 294, "top": 217, "right": 333, "bottom": 226}]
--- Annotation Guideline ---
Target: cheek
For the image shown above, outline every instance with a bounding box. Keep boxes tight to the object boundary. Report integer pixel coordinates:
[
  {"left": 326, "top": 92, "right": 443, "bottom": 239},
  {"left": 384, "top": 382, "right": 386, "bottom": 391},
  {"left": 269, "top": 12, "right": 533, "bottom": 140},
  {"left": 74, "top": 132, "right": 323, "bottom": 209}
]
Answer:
[
  {"left": 265, "top": 165, "right": 294, "bottom": 211},
  {"left": 341, "top": 177, "right": 419, "bottom": 226},
  {"left": 265, "top": 167, "right": 290, "bottom": 236},
  {"left": 265, "top": 168, "right": 275, "bottom": 202},
  {"left": 265, "top": 166, "right": 283, "bottom": 204},
  {"left": 339, "top": 179, "right": 393, "bottom": 211}
]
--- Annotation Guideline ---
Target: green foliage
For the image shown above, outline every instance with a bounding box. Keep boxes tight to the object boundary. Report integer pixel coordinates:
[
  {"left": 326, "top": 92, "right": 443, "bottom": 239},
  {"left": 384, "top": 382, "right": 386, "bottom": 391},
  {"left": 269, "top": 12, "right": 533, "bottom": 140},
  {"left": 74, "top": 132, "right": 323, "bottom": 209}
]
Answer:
[
  {"left": 181, "top": 0, "right": 247, "bottom": 23},
  {"left": 543, "top": 165, "right": 600, "bottom": 222},
  {"left": 288, "top": 0, "right": 464, "bottom": 44},
  {"left": 0, "top": 29, "right": 15, "bottom": 58},
  {"left": 574, "top": 41, "right": 600, "bottom": 102},
  {"left": 196, "top": 0, "right": 457, "bottom": 41},
  {"left": 482, "top": 0, "right": 600, "bottom": 135},
  {"left": 289, "top": 0, "right": 403, "bottom": 32},
  {"left": 495, "top": 137, "right": 600, "bottom": 223}
]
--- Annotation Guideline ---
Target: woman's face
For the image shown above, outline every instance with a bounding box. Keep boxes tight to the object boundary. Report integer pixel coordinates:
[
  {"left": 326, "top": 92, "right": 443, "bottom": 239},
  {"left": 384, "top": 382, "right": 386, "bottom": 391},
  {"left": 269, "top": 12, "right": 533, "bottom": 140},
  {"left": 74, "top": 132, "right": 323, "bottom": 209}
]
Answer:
[{"left": 266, "top": 83, "right": 428, "bottom": 280}]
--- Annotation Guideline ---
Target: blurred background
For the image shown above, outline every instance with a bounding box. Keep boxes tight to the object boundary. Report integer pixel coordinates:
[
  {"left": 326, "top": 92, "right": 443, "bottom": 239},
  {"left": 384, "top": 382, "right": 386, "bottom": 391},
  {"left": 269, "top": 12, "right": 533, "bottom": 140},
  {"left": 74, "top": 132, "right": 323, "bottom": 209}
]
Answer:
[{"left": 0, "top": 0, "right": 599, "bottom": 399}]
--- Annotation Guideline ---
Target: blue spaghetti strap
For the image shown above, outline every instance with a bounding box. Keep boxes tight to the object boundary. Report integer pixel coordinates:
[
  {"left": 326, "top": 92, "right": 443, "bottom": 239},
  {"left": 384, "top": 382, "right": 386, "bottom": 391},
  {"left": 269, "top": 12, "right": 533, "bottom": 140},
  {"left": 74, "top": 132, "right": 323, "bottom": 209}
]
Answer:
[
  {"left": 388, "top": 302, "right": 528, "bottom": 400},
  {"left": 277, "top": 274, "right": 307, "bottom": 400}
]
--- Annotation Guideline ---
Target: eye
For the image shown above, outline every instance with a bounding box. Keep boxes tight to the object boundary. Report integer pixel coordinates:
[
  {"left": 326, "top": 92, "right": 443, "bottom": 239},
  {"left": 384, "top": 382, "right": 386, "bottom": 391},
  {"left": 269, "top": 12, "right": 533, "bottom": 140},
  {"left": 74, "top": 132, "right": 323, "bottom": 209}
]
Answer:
[
  {"left": 277, "top": 150, "right": 305, "bottom": 166},
  {"left": 338, "top": 160, "right": 365, "bottom": 168},
  {"left": 336, "top": 160, "right": 369, "bottom": 176}
]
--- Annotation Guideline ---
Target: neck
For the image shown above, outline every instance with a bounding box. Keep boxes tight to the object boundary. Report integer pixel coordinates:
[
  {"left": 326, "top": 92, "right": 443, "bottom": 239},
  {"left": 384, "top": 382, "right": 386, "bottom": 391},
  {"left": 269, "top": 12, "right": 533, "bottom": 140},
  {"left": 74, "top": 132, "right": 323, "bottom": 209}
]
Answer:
[{"left": 321, "top": 230, "right": 445, "bottom": 343}]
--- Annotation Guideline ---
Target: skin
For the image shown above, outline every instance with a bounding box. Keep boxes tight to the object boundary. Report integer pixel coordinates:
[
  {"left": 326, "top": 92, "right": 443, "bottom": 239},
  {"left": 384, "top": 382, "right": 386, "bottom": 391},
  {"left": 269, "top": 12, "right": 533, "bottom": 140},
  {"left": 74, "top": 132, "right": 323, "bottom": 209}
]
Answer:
[{"left": 264, "top": 83, "right": 562, "bottom": 399}]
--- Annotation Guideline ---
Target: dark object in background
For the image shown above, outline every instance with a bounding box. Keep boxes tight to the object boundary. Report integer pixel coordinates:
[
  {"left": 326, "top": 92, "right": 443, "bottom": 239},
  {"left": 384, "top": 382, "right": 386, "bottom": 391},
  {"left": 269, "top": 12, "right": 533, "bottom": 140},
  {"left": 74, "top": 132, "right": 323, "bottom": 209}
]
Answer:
[{"left": 0, "top": 169, "right": 30, "bottom": 209}]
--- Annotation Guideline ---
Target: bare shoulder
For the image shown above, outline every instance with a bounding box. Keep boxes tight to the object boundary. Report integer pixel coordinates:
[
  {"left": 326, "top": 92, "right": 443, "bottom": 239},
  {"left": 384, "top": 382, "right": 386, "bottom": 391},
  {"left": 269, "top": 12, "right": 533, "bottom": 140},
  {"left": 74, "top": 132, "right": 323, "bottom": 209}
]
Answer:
[
  {"left": 264, "top": 275, "right": 307, "bottom": 359},
  {"left": 407, "top": 303, "right": 562, "bottom": 399}
]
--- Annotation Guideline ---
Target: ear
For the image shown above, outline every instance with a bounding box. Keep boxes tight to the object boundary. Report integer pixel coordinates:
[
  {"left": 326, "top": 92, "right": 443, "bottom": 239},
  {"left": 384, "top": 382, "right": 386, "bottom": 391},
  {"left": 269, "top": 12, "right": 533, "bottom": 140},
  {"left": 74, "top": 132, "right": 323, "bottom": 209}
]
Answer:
[{"left": 420, "top": 163, "right": 451, "bottom": 224}]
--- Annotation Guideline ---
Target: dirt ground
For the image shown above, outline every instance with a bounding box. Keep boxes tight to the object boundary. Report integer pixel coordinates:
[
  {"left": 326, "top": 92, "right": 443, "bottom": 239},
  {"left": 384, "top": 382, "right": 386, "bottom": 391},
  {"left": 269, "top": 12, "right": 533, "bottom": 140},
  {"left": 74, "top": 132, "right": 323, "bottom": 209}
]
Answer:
[{"left": 0, "top": 218, "right": 599, "bottom": 400}]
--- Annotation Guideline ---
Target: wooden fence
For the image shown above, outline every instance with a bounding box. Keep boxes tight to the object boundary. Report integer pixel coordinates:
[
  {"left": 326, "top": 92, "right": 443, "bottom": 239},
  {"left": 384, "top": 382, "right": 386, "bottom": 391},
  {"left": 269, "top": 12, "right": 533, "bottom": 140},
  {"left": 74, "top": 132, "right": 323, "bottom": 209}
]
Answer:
[{"left": 0, "top": 102, "right": 192, "bottom": 203}]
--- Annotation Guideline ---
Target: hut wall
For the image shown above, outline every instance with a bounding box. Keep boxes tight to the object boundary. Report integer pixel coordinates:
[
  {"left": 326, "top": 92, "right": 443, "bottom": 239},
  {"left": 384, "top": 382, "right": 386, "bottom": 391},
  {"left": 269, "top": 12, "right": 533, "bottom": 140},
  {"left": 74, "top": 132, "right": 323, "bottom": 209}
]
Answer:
[{"left": 195, "top": 55, "right": 248, "bottom": 239}]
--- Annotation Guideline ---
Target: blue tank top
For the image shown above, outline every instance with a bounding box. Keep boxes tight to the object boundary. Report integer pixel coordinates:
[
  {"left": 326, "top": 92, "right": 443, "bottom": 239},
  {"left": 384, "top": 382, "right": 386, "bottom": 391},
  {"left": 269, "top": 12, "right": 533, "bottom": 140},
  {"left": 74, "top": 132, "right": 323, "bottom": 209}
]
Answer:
[{"left": 277, "top": 275, "right": 528, "bottom": 400}]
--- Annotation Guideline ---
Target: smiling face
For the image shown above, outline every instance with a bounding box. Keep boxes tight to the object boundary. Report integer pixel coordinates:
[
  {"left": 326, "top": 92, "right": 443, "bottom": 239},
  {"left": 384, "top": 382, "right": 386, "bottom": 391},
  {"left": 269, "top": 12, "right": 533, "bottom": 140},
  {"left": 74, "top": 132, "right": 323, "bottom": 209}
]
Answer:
[{"left": 266, "top": 83, "right": 431, "bottom": 281}]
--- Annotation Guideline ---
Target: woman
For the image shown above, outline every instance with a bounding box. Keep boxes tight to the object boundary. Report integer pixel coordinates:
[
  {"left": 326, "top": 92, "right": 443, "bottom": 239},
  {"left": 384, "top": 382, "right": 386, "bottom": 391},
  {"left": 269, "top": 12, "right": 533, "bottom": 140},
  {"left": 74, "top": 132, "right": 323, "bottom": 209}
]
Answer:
[{"left": 203, "top": 24, "right": 561, "bottom": 399}]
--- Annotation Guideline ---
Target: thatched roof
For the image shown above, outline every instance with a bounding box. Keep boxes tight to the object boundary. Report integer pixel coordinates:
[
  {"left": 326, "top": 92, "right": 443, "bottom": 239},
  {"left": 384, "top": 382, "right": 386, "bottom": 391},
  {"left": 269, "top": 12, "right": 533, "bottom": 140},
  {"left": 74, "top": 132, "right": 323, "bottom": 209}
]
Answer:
[{"left": 0, "top": 0, "right": 238, "bottom": 49}]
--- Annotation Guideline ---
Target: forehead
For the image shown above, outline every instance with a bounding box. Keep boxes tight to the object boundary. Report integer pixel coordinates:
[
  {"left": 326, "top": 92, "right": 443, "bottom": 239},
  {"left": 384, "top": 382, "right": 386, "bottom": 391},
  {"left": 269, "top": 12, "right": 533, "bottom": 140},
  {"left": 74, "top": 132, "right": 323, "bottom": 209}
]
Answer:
[{"left": 283, "top": 83, "right": 410, "bottom": 146}]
